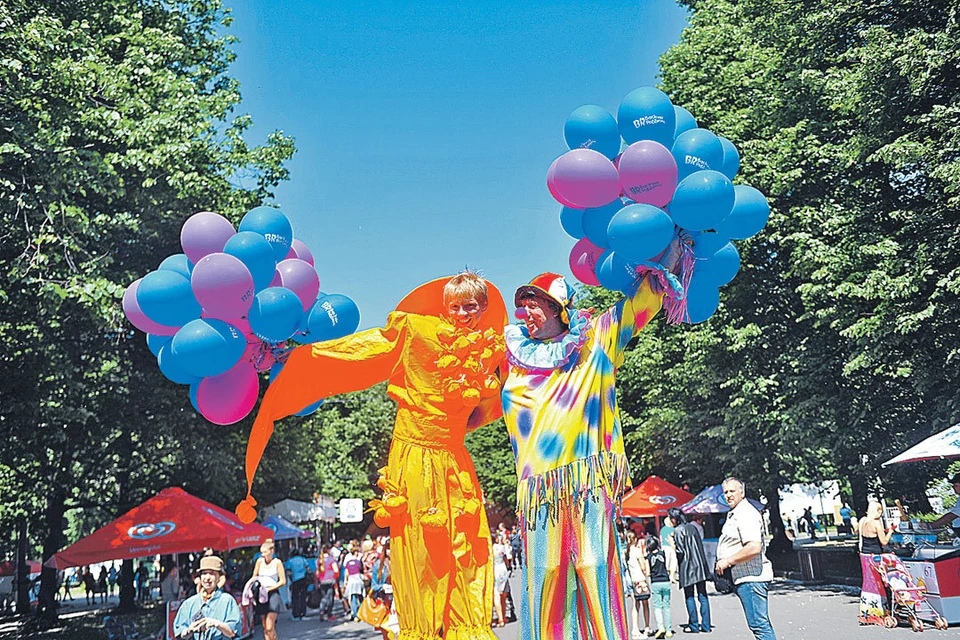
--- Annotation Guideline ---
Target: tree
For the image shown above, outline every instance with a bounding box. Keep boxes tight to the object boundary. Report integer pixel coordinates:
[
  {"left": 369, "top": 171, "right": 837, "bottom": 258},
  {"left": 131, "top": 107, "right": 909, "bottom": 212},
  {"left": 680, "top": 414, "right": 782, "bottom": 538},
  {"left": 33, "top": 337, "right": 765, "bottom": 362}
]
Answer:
[
  {"left": 0, "top": 0, "right": 294, "bottom": 620},
  {"left": 614, "top": 0, "right": 960, "bottom": 532}
]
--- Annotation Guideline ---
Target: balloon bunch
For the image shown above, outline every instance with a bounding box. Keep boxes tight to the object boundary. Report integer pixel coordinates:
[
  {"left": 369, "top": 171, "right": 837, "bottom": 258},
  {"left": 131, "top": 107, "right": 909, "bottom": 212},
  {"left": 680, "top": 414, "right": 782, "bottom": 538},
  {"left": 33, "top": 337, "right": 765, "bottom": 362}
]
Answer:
[
  {"left": 549, "top": 87, "right": 770, "bottom": 323},
  {"left": 122, "top": 207, "right": 361, "bottom": 424}
]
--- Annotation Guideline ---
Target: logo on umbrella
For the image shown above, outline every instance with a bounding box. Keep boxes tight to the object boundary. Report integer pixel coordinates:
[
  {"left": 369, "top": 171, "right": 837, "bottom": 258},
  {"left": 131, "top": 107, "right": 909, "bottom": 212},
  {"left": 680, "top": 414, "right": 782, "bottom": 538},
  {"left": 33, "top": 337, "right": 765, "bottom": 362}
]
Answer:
[
  {"left": 649, "top": 495, "right": 677, "bottom": 505},
  {"left": 128, "top": 522, "right": 176, "bottom": 540}
]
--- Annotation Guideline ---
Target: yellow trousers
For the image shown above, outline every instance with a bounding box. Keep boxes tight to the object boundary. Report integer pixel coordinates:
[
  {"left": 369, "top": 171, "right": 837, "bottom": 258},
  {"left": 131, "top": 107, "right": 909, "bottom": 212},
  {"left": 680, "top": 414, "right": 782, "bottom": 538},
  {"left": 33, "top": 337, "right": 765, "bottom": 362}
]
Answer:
[{"left": 382, "top": 434, "right": 497, "bottom": 640}]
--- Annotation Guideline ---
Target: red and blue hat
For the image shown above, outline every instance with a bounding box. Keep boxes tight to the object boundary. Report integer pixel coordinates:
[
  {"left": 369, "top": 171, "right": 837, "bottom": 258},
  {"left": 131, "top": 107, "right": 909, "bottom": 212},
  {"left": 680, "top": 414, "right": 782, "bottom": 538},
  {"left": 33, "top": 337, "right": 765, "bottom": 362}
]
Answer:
[{"left": 515, "top": 273, "right": 576, "bottom": 325}]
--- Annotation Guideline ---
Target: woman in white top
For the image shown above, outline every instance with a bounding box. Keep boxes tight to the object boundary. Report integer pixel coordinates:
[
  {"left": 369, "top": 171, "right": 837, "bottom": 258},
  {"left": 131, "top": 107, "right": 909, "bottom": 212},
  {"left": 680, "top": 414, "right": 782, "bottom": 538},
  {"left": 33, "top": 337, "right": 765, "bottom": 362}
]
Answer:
[
  {"left": 492, "top": 531, "right": 510, "bottom": 627},
  {"left": 252, "top": 539, "right": 286, "bottom": 640},
  {"left": 625, "top": 530, "right": 652, "bottom": 639}
]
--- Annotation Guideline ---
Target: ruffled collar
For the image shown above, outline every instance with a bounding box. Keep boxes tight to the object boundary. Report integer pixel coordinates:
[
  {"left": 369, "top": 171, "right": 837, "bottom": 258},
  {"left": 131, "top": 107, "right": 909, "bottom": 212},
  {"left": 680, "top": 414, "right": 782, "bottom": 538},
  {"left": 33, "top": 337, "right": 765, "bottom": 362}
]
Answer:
[{"left": 504, "top": 310, "right": 591, "bottom": 373}]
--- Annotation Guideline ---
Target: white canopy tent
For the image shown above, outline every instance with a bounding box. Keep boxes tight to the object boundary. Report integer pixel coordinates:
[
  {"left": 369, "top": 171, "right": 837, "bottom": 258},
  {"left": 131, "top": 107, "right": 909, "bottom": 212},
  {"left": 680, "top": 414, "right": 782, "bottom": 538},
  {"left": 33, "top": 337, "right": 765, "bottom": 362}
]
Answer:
[
  {"left": 883, "top": 424, "right": 960, "bottom": 467},
  {"left": 261, "top": 498, "right": 336, "bottom": 523}
]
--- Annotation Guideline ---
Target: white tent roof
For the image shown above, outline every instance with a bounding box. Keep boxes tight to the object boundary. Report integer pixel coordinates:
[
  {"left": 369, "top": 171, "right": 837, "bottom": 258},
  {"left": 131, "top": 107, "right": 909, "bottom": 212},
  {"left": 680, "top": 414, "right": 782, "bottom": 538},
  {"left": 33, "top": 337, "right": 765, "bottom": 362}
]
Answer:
[
  {"left": 262, "top": 497, "right": 337, "bottom": 523},
  {"left": 883, "top": 424, "right": 960, "bottom": 467}
]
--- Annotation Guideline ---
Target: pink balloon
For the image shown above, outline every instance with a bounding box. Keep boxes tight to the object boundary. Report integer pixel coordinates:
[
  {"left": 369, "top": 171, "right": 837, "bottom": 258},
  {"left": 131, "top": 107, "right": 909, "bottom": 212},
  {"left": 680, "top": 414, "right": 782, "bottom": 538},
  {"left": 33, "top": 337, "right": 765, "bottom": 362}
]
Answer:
[
  {"left": 569, "top": 238, "right": 604, "bottom": 286},
  {"left": 191, "top": 253, "right": 255, "bottom": 320},
  {"left": 618, "top": 141, "right": 679, "bottom": 208},
  {"left": 276, "top": 259, "right": 320, "bottom": 310},
  {"left": 552, "top": 149, "right": 621, "bottom": 209},
  {"left": 290, "top": 239, "right": 314, "bottom": 266},
  {"left": 180, "top": 211, "right": 236, "bottom": 264},
  {"left": 546, "top": 158, "right": 582, "bottom": 209},
  {"left": 122, "top": 279, "right": 179, "bottom": 335},
  {"left": 196, "top": 360, "right": 259, "bottom": 425}
]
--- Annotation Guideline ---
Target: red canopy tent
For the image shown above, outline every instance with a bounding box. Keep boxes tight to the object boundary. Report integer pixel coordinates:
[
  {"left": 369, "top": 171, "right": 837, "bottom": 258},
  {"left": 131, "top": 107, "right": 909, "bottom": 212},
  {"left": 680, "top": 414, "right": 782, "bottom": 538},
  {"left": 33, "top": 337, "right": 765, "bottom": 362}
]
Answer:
[
  {"left": 0, "top": 560, "right": 41, "bottom": 576},
  {"left": 46, "top": 487, "right": 273, "bottom": 570},
  {"left": 621, "top": 475, "right": 695, "bottom": 521}
]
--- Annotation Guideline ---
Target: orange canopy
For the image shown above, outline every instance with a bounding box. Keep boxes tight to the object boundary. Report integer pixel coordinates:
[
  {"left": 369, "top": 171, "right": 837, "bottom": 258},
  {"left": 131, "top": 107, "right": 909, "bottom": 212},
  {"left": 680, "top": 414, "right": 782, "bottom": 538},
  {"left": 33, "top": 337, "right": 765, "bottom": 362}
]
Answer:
[{"left": 620, "top": 475, "right": 694, "bottom": 518}]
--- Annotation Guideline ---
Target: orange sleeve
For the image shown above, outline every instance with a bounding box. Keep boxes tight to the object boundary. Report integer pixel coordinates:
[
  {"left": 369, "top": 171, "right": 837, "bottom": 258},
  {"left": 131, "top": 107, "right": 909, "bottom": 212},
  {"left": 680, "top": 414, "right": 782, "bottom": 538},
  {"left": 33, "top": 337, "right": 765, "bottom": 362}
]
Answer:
[{"left": 236, "top": 313, "right": 408, "bottom": 522}]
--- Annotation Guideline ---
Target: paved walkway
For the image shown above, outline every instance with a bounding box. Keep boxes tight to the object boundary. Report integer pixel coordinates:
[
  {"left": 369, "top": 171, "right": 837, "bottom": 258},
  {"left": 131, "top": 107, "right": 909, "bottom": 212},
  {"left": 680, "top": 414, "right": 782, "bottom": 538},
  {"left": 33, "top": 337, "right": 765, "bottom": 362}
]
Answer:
[{"left": 262, "top": 574, "right": 944, "bottom": 640}]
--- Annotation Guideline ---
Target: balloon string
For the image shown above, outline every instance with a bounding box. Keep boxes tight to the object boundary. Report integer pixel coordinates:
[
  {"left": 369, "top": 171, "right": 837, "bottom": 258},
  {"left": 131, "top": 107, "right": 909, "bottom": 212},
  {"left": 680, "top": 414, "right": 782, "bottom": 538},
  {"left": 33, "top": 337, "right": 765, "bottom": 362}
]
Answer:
[{"left": 664, "top": 242, "right": 695, "bottom": 325}]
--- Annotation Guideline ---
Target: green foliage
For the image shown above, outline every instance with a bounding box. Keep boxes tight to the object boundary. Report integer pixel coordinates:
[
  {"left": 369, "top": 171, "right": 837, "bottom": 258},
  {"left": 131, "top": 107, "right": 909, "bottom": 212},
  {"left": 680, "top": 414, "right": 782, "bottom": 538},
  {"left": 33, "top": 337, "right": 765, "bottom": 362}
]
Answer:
[
  {"left": 0, "top": 0, "right": 294, "bottom": 613},
  {"left": 606, "top": 0, "right": 960, "bottom": 522},
  {"left": 465, "top": 419, "right": 518, "bottom": 513}
]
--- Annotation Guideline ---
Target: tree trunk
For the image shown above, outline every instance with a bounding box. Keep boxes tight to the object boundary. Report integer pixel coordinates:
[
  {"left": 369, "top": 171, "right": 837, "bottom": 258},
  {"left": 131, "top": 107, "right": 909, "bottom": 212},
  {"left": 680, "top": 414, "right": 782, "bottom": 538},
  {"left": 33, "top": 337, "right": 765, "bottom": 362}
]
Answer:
[
  {"left": 763, "top": 478, "right": 792, "bottom": 554},
  {"left": 16, "top": 518, "right": 30, "bottom": 616},
  {"left": 118, "top": 559, "right": 136, "bottom": 613},
  {"left": 35, "top": 490, "right": 66, "bottom": 623},
  {"left": 850, "top": 471, "right": 869, "bottom": 520}
]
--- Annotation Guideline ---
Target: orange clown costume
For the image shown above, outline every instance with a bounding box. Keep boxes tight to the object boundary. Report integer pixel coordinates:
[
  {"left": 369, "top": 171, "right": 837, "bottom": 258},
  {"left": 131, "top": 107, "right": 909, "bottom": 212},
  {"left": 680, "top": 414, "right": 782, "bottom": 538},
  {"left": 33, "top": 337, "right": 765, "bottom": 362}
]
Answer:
[{"left": 236, "top": 276, "right": 507, "bottom": 640}]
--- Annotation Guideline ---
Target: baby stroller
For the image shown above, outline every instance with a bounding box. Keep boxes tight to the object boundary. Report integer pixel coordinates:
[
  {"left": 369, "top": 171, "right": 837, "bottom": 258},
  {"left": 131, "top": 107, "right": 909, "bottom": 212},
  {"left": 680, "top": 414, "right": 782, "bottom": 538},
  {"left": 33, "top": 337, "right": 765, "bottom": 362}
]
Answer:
[{"left": 873, "top": 554, "right": 948, "bottom": 632}]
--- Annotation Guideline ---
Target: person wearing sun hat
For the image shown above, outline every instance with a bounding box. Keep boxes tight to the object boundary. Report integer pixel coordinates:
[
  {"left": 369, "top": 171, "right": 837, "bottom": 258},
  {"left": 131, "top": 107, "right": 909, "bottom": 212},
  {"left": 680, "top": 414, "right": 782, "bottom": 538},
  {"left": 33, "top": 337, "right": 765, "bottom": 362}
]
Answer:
[
  {"left": 502, "top": 237, "right": 684, "bottom": 640},
  {"left": 236, "top": 271, "right": 508, "bottom": 640},
  {"left": 173, "top": 555, "right": 241, "bottom": 639}
]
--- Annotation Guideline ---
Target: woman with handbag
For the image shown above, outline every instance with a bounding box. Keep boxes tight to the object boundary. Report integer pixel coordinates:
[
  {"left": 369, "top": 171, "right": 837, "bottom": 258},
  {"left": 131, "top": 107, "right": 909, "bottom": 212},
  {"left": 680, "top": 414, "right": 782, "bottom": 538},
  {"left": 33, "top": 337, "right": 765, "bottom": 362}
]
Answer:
[
  {"left": 625, "top": 531, "right": 652, "bottom": 639},
  {"left": 857, "top": 502, "right": 895, "bottom": 625}
]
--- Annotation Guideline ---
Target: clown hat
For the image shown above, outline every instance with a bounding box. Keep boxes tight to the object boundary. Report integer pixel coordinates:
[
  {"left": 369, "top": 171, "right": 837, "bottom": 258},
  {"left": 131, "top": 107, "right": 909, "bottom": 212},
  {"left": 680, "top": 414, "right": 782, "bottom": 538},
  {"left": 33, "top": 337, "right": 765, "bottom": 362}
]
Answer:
[{"left": 515, "top": 273, "right": 576, "bottom": 325}]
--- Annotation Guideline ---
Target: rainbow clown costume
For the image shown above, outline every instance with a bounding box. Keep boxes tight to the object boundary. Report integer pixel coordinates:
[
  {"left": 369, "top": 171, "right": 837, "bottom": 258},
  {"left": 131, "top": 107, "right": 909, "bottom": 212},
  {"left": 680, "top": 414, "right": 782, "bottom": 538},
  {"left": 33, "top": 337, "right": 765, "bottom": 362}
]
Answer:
[
  {"left": 502, "top": 271, "right": 676, "bottom": 640},
  {"left": 236, "top": 274, "right": 507, "bottom": 640}
]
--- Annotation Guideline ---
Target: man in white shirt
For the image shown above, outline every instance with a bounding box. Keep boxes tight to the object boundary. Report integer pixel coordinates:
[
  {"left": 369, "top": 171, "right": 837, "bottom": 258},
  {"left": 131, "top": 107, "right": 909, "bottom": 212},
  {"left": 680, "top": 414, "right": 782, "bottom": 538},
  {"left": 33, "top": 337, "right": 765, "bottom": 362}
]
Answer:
[{"left": 715, "top": 477, "right": 777, "bottom": 640}]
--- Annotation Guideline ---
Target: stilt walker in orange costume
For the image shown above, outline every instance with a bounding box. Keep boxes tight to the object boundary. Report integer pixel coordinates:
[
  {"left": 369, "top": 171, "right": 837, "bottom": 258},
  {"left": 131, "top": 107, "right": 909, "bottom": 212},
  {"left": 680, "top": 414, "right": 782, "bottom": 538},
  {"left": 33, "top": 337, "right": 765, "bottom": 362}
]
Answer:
[{"left": 236, "top": 273, "right": 506, "bottom": 640}]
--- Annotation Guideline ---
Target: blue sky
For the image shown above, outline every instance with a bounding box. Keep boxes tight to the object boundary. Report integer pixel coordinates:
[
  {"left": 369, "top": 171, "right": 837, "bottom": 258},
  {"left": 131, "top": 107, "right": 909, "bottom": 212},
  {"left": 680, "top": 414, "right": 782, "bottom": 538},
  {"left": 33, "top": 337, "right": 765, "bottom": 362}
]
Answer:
[{"left": 226, "top": 0, "right": 690, "bottom": 327}]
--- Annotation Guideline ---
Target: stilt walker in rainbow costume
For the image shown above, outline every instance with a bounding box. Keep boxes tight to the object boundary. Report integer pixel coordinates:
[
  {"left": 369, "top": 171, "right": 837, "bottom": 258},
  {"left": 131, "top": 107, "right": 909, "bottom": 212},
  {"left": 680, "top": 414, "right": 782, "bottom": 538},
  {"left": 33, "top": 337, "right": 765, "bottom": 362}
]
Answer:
[
  {"left": 236, "top": 273, "right": 507, "bottom": 640},
  {"left": 502, "top": 239, "right": 684, "bottom": 640}
]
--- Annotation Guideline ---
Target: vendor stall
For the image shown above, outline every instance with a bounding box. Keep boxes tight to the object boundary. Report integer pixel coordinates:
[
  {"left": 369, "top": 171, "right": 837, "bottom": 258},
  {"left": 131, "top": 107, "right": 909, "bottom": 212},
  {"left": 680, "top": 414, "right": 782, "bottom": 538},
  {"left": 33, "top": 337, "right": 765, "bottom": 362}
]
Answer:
[{"left": 902, "top": 547, "right": 960, "bottom": 624}]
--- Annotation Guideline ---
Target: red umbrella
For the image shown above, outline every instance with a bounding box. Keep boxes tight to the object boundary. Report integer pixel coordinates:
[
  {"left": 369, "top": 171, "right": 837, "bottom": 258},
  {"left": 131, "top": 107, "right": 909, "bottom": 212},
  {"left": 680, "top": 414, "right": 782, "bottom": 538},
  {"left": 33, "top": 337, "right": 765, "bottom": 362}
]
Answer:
[
  {"left": 0, "top": 560, "right": 41, "bottom": 576},
  {"left": 47, "top": 487, "right": 273, "bottom": 570},
  {"left": 621, "top": 475, "right": 695, "bottom": 519}
]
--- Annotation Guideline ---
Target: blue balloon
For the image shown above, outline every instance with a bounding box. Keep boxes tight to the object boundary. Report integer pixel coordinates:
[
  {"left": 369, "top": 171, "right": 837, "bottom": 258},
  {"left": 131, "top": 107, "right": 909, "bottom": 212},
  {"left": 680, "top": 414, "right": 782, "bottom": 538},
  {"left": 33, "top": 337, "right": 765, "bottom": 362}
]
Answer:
[
  {"left": 137, "top": 270, "right": 201, "bottom": 328},
  {"left": 596, "top": 251, "right": 638, "bottom": 293},
  {"left": 669, "top": 171, "right": 735, "bottom": 232},
  {"left": 581, "top": 199, "right": 625, "bottom": 249},
  {"left": 171, "top": 319, "right": 246, "bottom": 378},
  {"left": 559, "top": 206, "right": 585, "bottom": 239},
  {"left": 714, "top": 185, "right": 770, "bottom": 240},
  {"left": 698, "top": 242, "right": 740, "bottom": 287},
  {"left": 671, "top": 128, "right": 724, "bottom": 180},
  {"left": 673, "top": 106, "right": 698, "bottom": 139},
  {"left": 305, "top": 293, "right": 361, "bottom": 343},
  {"left": 158, "top": 253, "right": 193, "bottom": 280},
  {"left": 146, "top": 333, "right": 172, "bottom": 357},
  {"left": 248, "top": 287, "right": 303, "bottom": 343},
  {"left": 684, "top": 274, "right": 720, "bottom": 324},
  {"left": 157, "top": 343, "right": 202, "bottom": 385},
  {"left": 618, "top": 87, "right": 676, "bottom": 147},
  {"left": 691, "top": 230, "right": 729, "bottom": 260},
  {"left": 224, "top": 231, "right": 277, "bottom": 292},
  {"left": 718, "top": 137, "right": 740, "bottom": 180},
  {"left": 564, "top": 105, "right": 621, "bottom": 160},
  {"left": 607, "top": 204, "right": 675, "bottom": 262},
  {"left": 238, "top": 206, "right": 293, "bottom": 262},
  {"left": 268, "top": 363, "right": 323, "bottom": 416}
]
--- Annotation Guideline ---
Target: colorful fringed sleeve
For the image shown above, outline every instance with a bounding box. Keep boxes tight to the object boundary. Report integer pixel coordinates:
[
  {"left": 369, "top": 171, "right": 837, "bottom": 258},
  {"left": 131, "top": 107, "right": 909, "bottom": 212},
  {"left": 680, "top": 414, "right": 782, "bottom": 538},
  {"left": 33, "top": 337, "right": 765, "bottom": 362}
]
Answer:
[
  {"left": 235, "top": 312, "right": 409, "bottom": 522},
  {"left": 595, "top": 274, "right": 665, "bottom": 368}
]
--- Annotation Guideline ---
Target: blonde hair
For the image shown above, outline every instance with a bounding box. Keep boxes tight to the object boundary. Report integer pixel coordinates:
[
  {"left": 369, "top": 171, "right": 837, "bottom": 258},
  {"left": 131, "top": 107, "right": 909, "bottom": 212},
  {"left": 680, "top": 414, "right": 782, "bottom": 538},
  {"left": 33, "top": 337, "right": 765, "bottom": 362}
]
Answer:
[
  {"left": 443, "top": 273, "right": 488, "bottom": 308},
  {"left": 867, "top": 502, "right": 883, "bottom": 519},
  {"left": 260, "top": 538, "right": 275, "bottom": 553}
]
